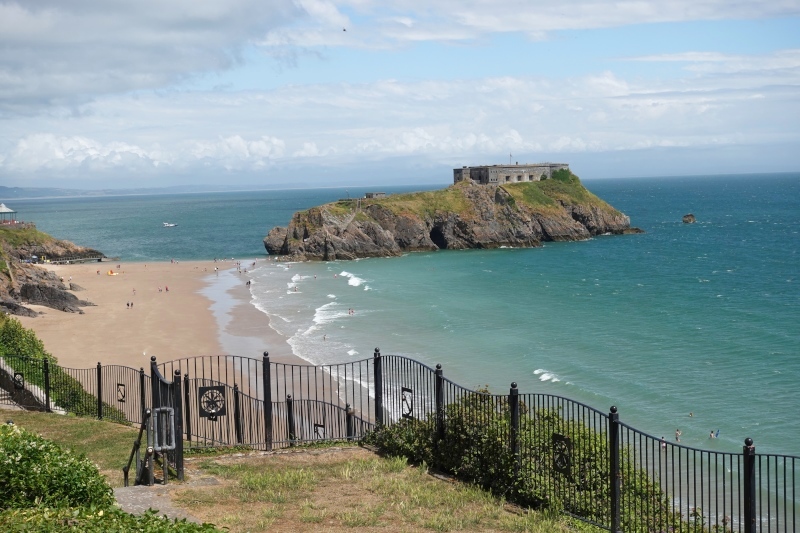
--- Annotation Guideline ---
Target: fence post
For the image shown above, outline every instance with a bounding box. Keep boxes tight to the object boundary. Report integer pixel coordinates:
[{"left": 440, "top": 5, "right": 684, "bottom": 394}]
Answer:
[
  {"left": 509, "top": 383, "right": 520, "bottom": 477},
  {"left": 609, "top": 406, "right": 622, "bottom": 533},
  {"left": 373, "top": 348, "right": 383, "bottom": 427},
  {"left": 139, "top": 368, "right": 146, "bottom": 422},
  {"left": 183, "top": 373, "right": 191, "bottom": 443},
  {"left": 743, "top": 438, "right": 756, "bottom": 533},
  {"left": 263, "top": 352, "right": 273, "bottom": 451},
  {"left": 346, "top": 403, "right": 354, "bottom": 441},
  {"left": 435, "top": 364, "right": 444, "bottom": 440},
  {"left": 172, "top": 369, "right": 184, "bottom": 482},
  {"left": 96, "top": 362, "right": 103, "bottom": 420},
  {"left": 150, "top": 356, "right": 158, "bottom": 408},
  {"left": 287, "top": 394, "right": 296, "bottom": 446},
  {"left": 43, "top": 358, "right": 51, "bottom": 413},
  {"left": 233, "top": 383, "right": 243, "bottom": 444}
]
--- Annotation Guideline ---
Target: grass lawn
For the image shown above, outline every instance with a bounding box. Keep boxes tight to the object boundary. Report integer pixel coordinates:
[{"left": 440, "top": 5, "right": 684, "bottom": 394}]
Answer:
[{"left": 5, "top": 409, "right": 601, "bottom": 532}]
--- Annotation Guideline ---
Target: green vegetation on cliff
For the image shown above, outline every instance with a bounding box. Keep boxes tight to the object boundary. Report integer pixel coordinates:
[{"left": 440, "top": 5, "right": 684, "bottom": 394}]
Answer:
[
  {"left": 0, "top": 315, "right": 127, "bottom": 422},
  {"left": 373, "top": 185, "right": 474, "bottom": 218},
  {"left": 0, "top": 226, "right": 54, "bottom": 280},
  {"left": 302, "top": 170, "right": 618, "bottom": 220},
  {"left": 0, "top": 226, "right": 56, "bottom": 249}
]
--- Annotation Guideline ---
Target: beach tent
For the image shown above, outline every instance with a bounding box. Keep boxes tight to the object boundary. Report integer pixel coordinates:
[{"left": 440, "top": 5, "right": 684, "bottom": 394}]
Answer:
[{"left": 0, "top": 203, "right": 16, "bottom": 222}]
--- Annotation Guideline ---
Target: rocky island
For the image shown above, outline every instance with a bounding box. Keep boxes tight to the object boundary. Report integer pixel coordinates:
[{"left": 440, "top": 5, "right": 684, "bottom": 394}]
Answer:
[
  {"left": 265, "top": 169, "right": 642, "bottom": 261},
  {"left": 0, "top": 225, "right": 103, "bottom": 316}
]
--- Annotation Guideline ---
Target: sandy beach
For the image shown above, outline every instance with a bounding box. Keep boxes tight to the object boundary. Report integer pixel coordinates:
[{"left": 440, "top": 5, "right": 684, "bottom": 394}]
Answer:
[{"left": 17, "top": 260, "right": 302, "bottom": 371}]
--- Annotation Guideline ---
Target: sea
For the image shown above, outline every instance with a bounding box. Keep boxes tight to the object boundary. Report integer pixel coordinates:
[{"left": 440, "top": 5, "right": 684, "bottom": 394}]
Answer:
[{"left": 7, "top": 173, "right": 799, "bottom": 456}]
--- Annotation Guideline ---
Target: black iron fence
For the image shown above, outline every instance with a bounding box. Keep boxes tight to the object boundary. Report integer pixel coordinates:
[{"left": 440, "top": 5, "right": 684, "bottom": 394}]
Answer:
[{"left": 1, "top": 350, "right": 796, "bottom": 532}]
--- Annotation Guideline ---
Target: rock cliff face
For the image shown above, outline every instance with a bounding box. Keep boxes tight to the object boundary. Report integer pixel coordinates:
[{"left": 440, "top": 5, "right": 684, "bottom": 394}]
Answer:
[
  {"left": 0, "top": 230, "right": 101, "bottom": 316},
  {"left": 265, "top": 175, "right": 642, "bottom": 261}
]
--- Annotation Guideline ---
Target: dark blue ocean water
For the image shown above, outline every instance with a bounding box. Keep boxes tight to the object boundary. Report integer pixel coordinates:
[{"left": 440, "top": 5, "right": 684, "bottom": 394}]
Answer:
[{"left": 7, "top": 173, "right": 799, "bottom": 454}]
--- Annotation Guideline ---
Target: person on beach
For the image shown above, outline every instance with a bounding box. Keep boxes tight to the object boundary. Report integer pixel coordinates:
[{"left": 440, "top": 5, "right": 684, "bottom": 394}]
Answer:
[
  {"left": 709, "top": 430, "right": 716, "bottom": 439},
  {"left": 675, "top": 429, "right": 681, "bottom": 442},
  {"left": 661, "top": 437, "right": 666, "bottom": 450}
]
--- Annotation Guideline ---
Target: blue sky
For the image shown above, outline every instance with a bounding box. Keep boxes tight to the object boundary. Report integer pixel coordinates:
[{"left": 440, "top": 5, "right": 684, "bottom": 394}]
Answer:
[{"left": 0, "top": 0, "right": 799, "bottom": 190}]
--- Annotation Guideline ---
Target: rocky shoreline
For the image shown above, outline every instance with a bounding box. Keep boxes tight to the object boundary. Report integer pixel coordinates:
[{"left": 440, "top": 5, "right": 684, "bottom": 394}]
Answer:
[
  {"left": 265, "top": 180, "right": 643, "bottom": 262},
  {"left": 0, "top": 233, "right": 103, "bottom": 316}
]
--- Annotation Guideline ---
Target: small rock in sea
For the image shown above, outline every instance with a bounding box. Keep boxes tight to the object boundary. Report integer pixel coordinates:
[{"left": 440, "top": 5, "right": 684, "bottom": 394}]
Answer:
[{"left": 682, "top": 214, "right": 696, "bottom": 224}]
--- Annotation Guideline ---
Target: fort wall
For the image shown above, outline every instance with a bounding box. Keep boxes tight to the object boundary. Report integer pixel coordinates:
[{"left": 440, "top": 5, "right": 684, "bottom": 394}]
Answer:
[{"left": 454, "top": 163, "right": 569, "bottom": 185}]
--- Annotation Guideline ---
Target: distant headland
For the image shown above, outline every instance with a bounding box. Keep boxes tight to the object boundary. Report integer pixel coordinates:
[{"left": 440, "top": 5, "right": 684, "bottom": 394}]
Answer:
[{"left": 264, "top": 168, "right": 643, "bottom": 261}]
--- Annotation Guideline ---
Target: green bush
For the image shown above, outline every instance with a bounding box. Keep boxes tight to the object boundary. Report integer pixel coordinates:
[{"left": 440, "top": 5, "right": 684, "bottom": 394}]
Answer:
[
  {"left": 550, "top": 168, "right": 577, "bottom": 184},
  {"left": 0, "top": 424, "right": 222, "bottom": 531},
  {"left": 0, "top": 316, "right": 128, "bottom": 423},
  {"left": 364, "top": 392, "right": 684, "bottom": 531},
  {"left": 0, "top": 507, "right": 220, "bottom": 532},
  {"left": 0, "top": 314, "right": 49, "bottom": 359},
  {"left": 0, "top": 423, "right": 115, "bottom": 509}
]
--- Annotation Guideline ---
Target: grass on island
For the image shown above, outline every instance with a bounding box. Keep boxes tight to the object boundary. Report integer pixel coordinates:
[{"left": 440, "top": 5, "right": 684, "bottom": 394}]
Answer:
[
  {"left": 301, "top": 169, "right": 619, "bottom": 225},
  {"left": 5, "top": 409, "right": 599, "bottom": 533}
]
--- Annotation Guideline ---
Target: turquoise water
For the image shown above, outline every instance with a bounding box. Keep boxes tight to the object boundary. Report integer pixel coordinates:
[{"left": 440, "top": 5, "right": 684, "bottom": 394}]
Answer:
[{"left": 8, "top": 174, "right": 799, "bottom": 454}]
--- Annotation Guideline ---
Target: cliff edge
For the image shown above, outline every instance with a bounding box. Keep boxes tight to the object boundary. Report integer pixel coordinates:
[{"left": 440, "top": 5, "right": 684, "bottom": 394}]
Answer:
[
  {"left": 264, "top": 170, "right": 643, "bottom": 261},
  {"left": 0, "top": 226, "right": 102, "bottom": 316}
]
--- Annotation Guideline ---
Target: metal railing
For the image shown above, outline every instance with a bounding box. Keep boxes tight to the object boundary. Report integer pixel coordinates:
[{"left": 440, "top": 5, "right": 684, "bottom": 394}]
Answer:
[{"left": 1, "top": 350, "right": 796, "bottom": 532}]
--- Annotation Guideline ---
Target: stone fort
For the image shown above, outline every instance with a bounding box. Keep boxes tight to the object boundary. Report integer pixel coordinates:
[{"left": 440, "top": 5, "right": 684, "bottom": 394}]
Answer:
[{"left": 453, "top": 162, "right": 569, "bottom": 185}]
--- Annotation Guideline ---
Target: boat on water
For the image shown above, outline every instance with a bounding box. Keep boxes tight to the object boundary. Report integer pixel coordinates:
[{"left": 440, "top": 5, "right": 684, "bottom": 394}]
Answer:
[{"left": 163, "top": 222, "right": 178, "bottom": 227}]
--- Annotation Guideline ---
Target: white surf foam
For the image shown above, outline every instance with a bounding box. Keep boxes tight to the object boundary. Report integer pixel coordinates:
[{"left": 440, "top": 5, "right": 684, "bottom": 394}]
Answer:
[
  {"left": 340, "top": 271, "right": 366, "bottom": 287},
  {"left": 534, "top": 368, "right": 562, "bottom": 383}
]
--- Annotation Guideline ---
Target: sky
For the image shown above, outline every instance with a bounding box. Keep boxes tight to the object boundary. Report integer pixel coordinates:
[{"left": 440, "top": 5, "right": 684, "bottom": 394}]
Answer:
[{"left": 1, "top": 0, "right": 799, "bottom": 190}]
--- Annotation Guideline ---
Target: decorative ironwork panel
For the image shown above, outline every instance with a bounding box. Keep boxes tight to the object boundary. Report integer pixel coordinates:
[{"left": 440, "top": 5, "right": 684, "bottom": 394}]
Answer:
[
  {"left": 314, "top": 423, "right": 325, "bottom": 439},
  {"left": 116, "top": 383, "right": 126, "bottom": 403},
  {"left": 401, "top": 386, "right": 413, "bottom": 419},
  {"left": 198, "top": 386, "right": 226, "bottom": 419},
  {"left": 12, "top": 372, "right": 24, "bottom": 390},
  {"left": 552, "top": 433, "right": 572, "bottom": 477}
]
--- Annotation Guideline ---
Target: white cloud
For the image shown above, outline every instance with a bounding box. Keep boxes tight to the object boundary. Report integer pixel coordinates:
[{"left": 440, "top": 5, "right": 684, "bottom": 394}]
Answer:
[
  {"left": 5, "top": 134, "right": 157, "bottom": 172},
  {"left": 3, "top": 43, "right": 798, "bottom": 183},
  {"left": 260, "top": 1, "right": 800, "bottom": 48},
  {"left": 628, "top": 49, "right": 800, "bottom": 75},
  {"left": 0, "top": 1, "right": 798, "bottom": 186},
  {"left": 0, "top": 0, "right": 303, "bottom": 113}
]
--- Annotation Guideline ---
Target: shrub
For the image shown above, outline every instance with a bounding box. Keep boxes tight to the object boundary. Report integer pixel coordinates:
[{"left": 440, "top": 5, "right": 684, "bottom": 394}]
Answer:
[
  {"left": 0, "top": 423, "right": 115, "bottom": 509},
  {"left": 0, "top": 314, "right": 50, "bottom": 360},
  {"left": 364, "top": 392, "right": 684, "bottom": 531},
  {"left": 0, "top": 316, "right": 128, "bottom": 423},
  {"left": 0, "top": 507, "right": 220, "bottom": 532}
]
